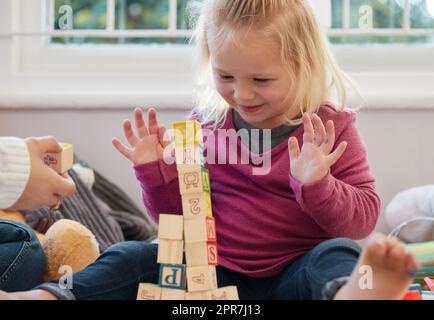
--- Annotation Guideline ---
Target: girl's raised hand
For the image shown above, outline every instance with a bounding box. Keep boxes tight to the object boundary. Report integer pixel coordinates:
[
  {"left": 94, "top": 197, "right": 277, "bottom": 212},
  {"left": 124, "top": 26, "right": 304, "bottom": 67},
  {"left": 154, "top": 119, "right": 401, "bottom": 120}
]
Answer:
[
  {"left": 288, "top": 113, "right": 347, "bottom": 185},
  {"left": 112, "top": 108, "right": 170, "bottom": 165}
]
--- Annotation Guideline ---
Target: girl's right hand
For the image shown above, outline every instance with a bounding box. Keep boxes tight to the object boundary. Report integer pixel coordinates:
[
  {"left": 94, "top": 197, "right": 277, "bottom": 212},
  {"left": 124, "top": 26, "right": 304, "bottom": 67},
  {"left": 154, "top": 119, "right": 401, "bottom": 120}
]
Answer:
[{"left": 112, "top": 108, "right": 170, "bottom": 165}]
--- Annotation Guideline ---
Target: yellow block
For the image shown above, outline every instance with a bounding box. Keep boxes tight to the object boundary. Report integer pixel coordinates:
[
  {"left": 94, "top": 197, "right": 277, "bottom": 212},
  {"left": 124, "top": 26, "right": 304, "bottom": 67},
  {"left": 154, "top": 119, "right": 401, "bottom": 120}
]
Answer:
[{"left": 172, "top": 120, "right": 203, "bottom": 146}]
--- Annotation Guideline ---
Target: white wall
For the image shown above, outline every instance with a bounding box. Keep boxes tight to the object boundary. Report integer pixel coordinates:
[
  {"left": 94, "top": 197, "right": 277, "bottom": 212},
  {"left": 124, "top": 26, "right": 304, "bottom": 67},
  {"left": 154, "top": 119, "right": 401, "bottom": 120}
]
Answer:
[{"left": 1, "top": 107, "right": 434, "bottom": 239}]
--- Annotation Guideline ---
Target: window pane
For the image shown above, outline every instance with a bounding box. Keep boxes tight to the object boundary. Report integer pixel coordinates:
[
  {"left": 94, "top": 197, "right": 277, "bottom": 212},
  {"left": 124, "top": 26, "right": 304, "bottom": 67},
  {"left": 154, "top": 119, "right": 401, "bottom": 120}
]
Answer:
[
  {"left": 331, "top": 0, "right": 344, "bottom": 28},
  {"left": 350, "top": 0, "right": 404, "bottom": 29},
  {"left": 54, "top": 0, "right": 107, "bottom": 30},
  {"left": 329, "top": 35, "right": 433, "bottom": 44},
  {"left": 177, "top": 0, "right": 197, "bottom": 30},
  {"left": 411, "top": 0, "right": 434, "bottom": 28},
  {"left": 115, "top": 0, "right": 169, "bottom": 29}
]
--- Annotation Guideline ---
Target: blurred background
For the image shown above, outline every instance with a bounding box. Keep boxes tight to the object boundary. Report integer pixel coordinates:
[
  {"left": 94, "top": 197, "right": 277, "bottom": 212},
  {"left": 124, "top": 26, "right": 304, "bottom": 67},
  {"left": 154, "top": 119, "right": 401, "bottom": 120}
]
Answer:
[{"left": 0, "top": 0, "right": 433, "bottom": 240}]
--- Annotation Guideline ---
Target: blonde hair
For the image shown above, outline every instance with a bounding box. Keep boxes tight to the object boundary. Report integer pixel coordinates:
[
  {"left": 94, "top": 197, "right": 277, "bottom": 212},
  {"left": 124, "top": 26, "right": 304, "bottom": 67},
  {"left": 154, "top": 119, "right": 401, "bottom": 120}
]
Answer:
[{"left": 189, "top": 0, "right": 360, "bottom": 129}]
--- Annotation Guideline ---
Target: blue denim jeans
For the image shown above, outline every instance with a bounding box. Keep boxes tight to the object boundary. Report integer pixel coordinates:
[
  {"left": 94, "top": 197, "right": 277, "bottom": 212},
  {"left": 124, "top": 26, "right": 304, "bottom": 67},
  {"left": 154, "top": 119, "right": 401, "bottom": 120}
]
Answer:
[
  {"left": 36, "top": 238, "right": 360, "bottom": 300},
  {"left": 0, "top": 219, "right": 46, "bottom": 291}
]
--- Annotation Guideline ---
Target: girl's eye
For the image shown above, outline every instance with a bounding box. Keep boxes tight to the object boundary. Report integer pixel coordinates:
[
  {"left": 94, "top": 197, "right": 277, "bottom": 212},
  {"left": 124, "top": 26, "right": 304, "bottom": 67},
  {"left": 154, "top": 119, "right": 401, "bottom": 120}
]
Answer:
[
  {"left": 254, "top": 78, "right": 269, "bottom": 83},
  {"left": 219, "top": 75, "right": 233, "bottom": 80}
]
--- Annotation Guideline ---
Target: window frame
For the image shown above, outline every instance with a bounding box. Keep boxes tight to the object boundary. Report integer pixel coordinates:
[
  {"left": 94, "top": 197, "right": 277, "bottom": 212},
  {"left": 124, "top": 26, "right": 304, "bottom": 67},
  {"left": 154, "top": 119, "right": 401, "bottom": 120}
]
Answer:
[{"left": 1, "top": 0, "right": 434, "bottom": 110}]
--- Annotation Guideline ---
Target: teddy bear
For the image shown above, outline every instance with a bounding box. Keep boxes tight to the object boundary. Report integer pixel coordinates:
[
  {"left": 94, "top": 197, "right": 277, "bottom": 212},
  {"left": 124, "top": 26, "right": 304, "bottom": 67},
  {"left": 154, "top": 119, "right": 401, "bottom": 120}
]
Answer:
[{"left": 0, "top": 210, "right": 99, "bottom": 282}]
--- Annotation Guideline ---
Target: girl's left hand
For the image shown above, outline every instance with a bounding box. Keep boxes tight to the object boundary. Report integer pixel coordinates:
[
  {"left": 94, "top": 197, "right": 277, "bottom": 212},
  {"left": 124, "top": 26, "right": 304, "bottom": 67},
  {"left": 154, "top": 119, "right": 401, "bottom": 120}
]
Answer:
[{"left": 288, "top": 113, "right": 348, "bottom": 185}]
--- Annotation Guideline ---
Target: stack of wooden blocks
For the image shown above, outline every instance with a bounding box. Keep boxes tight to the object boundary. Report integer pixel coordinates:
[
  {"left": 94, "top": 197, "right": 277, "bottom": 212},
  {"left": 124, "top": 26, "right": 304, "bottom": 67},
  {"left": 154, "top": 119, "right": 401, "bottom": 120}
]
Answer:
[{"left": 137, "top": 120, "right": 239, "bottom": 300}]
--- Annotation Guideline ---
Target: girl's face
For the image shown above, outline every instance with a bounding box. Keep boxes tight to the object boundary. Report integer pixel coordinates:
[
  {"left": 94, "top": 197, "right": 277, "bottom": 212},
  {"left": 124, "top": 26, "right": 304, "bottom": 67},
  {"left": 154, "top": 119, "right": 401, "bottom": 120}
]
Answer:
[{"left": 209, "top": 29, "right": 297, "bottom": 129}]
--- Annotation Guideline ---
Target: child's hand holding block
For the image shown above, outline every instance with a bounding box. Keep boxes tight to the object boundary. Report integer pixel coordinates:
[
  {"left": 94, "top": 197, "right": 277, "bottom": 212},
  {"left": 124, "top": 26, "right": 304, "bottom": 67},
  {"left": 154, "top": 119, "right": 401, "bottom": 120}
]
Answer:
[{"left": 43, "top": 143, "right": 74, "bottom": 174}]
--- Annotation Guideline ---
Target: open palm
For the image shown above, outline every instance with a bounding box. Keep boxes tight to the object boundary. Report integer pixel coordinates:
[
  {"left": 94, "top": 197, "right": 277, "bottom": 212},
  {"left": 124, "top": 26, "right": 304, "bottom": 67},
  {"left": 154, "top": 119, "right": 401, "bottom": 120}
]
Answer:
[
  {"left": 112, "top": 108, "right": 170, "bottom": 165},
  {"left": 288, "top": 113, "right": 347, "bottom": 185}
]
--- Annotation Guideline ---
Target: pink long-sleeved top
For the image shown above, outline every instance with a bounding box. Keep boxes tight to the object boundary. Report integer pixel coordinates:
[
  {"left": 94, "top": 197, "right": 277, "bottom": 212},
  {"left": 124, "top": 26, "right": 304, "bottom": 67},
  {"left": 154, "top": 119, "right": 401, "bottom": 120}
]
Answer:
[{"left": 133, "top": 104, "right": 381, "bottom": 278}]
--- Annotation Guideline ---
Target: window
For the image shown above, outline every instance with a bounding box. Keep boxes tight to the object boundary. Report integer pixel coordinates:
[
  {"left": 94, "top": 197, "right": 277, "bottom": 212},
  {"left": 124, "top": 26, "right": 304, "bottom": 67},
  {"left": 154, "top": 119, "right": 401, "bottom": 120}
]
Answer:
[
  {"left": 48, "top": 0, "right": 434, "bottom": 45},
  {"left": 0, "top": 0, "right": 433, "bottom": 109}
]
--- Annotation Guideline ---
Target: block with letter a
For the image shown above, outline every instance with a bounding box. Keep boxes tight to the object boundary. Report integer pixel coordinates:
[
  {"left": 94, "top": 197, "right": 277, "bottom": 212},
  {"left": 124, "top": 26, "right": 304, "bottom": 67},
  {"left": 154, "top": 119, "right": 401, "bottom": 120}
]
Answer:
[{"left": 186, "top": 265, "right": 218, "bottom": 292}]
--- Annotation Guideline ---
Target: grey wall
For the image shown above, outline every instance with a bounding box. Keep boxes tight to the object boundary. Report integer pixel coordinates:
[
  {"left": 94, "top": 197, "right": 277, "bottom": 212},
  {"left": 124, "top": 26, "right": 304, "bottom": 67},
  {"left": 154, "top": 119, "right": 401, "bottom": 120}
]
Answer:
[{"left": 1, "top": 107, "right": 434, "bottom": 239}]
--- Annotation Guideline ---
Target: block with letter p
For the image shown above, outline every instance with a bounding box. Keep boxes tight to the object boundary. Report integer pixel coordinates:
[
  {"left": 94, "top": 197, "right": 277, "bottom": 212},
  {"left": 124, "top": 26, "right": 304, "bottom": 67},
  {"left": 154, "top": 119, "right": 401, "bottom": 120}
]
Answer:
[
  {"left": 184, "top": 216, "right": 217, "bottom": 243},
  {"left": 177, "top": 165, "right": 210, "bottom": 195},
  {"left": 159, "top": 263, "right": 186, "bottom": 289}
]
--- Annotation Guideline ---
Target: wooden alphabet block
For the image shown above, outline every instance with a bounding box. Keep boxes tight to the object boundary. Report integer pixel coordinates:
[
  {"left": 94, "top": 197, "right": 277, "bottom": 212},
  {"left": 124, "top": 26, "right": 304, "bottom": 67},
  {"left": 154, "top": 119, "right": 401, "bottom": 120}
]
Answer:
[
  {"left": 44, "top": 143, "right": 74, "bottom": 174},
  {"left": 185, "top": 291, "right": 208, "bottom": 300},
  {"left": 161, "top": 288, "right": 186, "bottom": 300},
  {"left": 172, "top": 120, "right": 203, "bottom": 147},
  {"left": 185, "top": 241, "right": 218, "bottom": 266},
  {"left": 175, "top": 144, "right": 204, "bottom": 166},
  {"left": 159, "top": 263, "right": 186, "bottom": 289},
  {"left": 184, "top": 216, "right": 217, "bottom": 243},
  {"left": 204, "top": 286, "right": 239, "bottom": 300},
  {"left": 157, "top": 239, "right": 184, "bottom": 264},
  {"left": 182, "top": 192, "right": 213, "bottom": 219},
  {"left": 136, "top": 283, "right": 161, "bottom": 300},
  {"left": 177, "top": 165, "right": 210, "bottom": 195},
  {"left": 158, "top": 214, "right": 183, "bottom": 240},
  {"left": 186, "top": 265, "right": 218, "bottom": 292}
]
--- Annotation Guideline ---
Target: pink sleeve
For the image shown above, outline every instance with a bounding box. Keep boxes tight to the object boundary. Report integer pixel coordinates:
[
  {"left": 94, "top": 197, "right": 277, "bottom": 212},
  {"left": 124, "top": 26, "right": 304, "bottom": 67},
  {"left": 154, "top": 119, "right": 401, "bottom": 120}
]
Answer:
[
  {"left": 134, "top": 159, "right": 183, "bottom": 223},
  {"left": 289, "top": 113, "right": 381, "bottom": 239}
]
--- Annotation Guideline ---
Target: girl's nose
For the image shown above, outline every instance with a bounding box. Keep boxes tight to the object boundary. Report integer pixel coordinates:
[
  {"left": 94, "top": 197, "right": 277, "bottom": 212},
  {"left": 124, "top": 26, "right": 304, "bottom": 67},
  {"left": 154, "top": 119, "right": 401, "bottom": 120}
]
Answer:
[{"left": 234, "top": 84, "right": 255, "bottom": 102}]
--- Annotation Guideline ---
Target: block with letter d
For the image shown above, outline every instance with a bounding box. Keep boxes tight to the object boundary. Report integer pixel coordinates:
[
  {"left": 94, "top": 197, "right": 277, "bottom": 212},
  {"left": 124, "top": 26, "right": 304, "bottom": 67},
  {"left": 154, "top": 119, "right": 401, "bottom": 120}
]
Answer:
[
  {"left": 184, "top": 216, "right": 217, "bottom": 243},
  {"left": 182, "top": 192, "right": 213, "bottom": 219},
  {"left": 159, "top": 263, "right": 186, "bottom": 289},
  {"left": 177, "top": 165, "right": 210, "bottom": 195},
  {"left": 172, "top": 120, "right": 203, "bottom": 147}
]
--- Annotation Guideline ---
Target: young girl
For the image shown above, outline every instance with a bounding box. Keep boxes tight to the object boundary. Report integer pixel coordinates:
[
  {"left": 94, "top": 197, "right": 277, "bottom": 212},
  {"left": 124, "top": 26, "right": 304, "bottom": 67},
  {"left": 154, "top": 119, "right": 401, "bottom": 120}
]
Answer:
[{"left": 1, "top": 0, "right": 418, "bottom": 300}]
